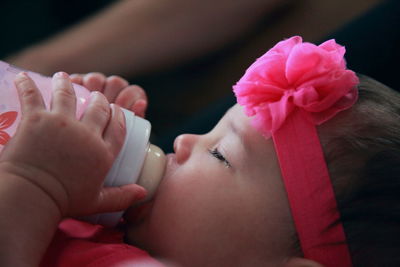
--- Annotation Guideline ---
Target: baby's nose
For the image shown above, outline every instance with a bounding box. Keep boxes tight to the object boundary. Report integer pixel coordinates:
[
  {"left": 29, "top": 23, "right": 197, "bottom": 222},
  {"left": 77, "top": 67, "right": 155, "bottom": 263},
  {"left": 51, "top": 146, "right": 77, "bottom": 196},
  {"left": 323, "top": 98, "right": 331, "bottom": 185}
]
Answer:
[{"left": 173, "top": 134, "right": 199, "bottom": 164}]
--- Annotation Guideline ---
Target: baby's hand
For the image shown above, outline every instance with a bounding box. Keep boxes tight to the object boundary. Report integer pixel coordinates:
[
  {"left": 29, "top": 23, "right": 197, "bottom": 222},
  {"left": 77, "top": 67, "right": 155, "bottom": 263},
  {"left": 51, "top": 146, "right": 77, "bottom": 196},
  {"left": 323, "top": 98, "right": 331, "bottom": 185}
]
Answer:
[
  {"left": 0, "top": 72, "right": 146, "bottom": 218},
  {"left": 70, "top": 73, "right": 147, "bottom": 118}
]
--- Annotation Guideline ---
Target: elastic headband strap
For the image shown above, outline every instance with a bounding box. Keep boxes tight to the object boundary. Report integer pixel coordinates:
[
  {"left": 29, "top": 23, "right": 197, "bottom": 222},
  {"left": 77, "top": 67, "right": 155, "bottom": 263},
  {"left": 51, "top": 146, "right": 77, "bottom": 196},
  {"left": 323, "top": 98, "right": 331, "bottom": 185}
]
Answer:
[
  {"left": 272, "top": 109, "right": 352, "bottom": 266},
  {"left": 233, "top": 36, "right": 359, "bottom": 266}
]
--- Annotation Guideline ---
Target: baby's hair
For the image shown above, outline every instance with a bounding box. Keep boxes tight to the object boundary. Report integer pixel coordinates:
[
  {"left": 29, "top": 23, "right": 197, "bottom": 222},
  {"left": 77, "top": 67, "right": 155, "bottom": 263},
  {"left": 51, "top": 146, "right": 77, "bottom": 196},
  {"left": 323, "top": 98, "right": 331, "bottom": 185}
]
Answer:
[{"left": 301, "top": 75, "right": 400, "bottom": 266}]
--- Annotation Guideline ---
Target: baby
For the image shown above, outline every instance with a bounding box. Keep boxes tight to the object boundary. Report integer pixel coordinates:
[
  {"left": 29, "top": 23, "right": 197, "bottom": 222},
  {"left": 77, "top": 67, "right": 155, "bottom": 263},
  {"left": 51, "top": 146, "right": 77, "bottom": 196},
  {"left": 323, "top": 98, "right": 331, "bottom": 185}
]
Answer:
[{"left": 1, "top": 36, "right": 399, "bottom": 267}]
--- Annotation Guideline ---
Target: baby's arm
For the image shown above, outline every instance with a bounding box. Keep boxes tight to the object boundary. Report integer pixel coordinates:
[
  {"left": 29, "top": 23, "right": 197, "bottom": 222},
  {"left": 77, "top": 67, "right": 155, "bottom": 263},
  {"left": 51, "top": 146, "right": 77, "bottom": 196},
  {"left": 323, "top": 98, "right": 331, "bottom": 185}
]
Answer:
[
  {"left": 0, "top": 72, "right": 146, "bottom": 266},
  {"left": 70, "top": 73, "right": 147, "bottom": 118}
]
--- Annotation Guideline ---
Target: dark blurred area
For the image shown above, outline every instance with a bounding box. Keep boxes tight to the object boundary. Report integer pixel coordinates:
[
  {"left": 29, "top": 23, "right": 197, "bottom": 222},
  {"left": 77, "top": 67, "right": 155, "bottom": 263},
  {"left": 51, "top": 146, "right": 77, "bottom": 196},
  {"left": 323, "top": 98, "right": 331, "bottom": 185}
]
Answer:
[
  {"left": 0, "top": 0, "right": 111, "bottom": 58},
  {"left": 326, "top": 0, "right": 399, "bottom": 90}
]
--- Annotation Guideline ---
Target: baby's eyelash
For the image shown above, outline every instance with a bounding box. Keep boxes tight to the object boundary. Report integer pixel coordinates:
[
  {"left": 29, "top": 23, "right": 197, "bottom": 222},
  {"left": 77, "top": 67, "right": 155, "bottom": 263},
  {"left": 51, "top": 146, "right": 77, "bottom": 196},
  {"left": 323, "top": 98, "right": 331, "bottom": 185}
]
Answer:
[{"left": 208, "top": 148, "right": 231, "bottom": 168}]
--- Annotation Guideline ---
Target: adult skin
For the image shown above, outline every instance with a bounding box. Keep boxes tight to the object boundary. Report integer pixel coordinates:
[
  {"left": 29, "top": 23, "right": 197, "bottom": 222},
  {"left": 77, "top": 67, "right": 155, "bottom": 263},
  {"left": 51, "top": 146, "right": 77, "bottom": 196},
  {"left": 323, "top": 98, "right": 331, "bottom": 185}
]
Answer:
[{"left": 7, "top": 0, "right": 287, "bottom": 77}]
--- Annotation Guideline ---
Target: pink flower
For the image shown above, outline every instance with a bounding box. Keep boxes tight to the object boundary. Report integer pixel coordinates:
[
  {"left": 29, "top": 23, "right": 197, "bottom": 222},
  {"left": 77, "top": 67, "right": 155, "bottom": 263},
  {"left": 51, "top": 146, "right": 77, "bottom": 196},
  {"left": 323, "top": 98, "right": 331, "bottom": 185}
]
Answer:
[{"left": 233, "top": 36, "right": 359, "bottom": 136}]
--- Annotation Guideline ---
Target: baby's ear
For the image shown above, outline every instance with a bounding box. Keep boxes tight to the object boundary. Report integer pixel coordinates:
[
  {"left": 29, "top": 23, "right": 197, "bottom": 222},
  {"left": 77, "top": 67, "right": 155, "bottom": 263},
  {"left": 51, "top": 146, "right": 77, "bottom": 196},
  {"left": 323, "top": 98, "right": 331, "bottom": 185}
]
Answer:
[{"left": 283, "top": 257, "right": 324, "bottom": 267}]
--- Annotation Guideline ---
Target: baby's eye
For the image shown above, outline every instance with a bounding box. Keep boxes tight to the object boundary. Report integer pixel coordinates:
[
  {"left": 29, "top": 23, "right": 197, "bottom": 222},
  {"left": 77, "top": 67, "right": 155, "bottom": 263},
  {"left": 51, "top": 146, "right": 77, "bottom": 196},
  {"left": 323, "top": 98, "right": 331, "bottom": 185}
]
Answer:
[{"left": 208, "top": 148, "right": 231, "bottom": 168}]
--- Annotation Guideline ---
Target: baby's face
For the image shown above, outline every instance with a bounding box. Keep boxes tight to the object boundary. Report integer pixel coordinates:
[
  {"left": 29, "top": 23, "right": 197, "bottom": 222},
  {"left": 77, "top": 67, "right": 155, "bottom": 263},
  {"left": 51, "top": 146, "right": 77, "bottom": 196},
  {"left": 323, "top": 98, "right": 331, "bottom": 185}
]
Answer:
[{"left": 124, "top": 104, "right": 294, "bottom": 266}]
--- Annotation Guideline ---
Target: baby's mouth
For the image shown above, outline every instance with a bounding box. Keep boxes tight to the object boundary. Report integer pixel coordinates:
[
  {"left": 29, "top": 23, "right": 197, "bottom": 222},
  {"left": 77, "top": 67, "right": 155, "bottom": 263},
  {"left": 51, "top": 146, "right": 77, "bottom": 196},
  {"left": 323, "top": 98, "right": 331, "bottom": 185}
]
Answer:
[
  {"left": 165, "top": 153, "right": 178, "bottom": 175},
  {"left": 123, "top": 153, "right": 177, "bottom": 224}
]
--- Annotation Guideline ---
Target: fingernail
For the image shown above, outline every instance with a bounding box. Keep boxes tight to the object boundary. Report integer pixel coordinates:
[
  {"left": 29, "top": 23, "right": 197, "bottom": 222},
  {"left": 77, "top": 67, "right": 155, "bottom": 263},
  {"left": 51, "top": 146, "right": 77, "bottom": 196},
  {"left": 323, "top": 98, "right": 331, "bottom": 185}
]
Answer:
[
  {"left": 16, "top": 72, "right": 28, "bottom": 79},
  {"left": 14, "top": 72, "right": 30, "bottom": 86},
  {"left": 89, "top": 91, "right": 101, "bottom": 101},
  {"left": 54, "top": 71, "right": 69, "bottom": 78},
  {"left": 131, "top": 103, "right": 143, "bottom": 117},
  {"left": 136, "top": 99, "right": 147, "bottom": 108},
  {"left": 135, "top": 186, "right": 148, "bottom": 201}
]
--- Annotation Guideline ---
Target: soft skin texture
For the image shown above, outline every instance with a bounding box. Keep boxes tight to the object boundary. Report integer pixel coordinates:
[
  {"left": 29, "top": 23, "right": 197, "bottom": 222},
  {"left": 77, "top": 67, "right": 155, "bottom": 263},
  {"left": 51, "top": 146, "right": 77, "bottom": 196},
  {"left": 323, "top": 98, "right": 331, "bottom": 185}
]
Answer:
[
  {"left": 0, "top": 72, "right": 147, "bottom": 267},
  {"left": 70, "top": 72, "right": 148, "bottom": 118},
  {"left": 125, "top": 104, "right": 300, "bottom": 266}
]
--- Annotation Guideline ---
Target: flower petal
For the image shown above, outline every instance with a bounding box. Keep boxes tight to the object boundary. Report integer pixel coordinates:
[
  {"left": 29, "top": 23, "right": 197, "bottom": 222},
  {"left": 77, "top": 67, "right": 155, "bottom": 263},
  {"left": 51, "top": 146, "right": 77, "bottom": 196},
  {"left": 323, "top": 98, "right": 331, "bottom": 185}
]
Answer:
[
  {"left": 0, "top": 131, "right": 11, "bottom": 145},
  {"left": 0, "top": 111, "right": 18, "bottom": 130},
  {"left": 233, "top": 36, "right": 359, "bottom": 135}
]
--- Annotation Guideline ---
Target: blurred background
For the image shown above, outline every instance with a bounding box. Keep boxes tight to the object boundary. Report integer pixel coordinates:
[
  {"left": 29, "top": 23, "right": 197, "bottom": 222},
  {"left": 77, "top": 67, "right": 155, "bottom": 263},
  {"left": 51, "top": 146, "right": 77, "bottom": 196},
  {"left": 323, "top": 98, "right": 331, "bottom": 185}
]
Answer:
[{"left": 0, "top": 0, "right": 398, "bottom": 151}]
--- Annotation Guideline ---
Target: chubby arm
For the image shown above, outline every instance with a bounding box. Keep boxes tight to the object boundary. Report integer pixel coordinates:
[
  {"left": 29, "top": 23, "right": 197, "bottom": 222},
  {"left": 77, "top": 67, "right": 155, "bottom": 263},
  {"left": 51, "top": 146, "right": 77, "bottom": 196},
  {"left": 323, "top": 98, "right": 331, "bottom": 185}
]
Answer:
[
  {"left": 0, "top": 165, "right": 62, "bottom": 267},
  {"left": 0, "top": 72, "right": 146, "bottom": 266},
  {"left": 7, "top": 0, "right": 287, "bottom": 77}
]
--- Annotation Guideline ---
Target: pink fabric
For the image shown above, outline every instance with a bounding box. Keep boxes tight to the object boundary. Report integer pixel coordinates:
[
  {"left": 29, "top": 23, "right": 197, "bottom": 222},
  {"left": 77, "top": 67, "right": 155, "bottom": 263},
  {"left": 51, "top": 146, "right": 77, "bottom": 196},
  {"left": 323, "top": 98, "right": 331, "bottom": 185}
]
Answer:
[
  {"left": 233, "top": 36, "right": 358, "bottom": 266},
  {"left": 41, "top": 219, "right": 164, "bottom": 267},
  {"left": 233, "top": 36, "right": 358, "bottom": 137},
  {"left": 273, "top": 111, "right": 352, "bottom": 266}
]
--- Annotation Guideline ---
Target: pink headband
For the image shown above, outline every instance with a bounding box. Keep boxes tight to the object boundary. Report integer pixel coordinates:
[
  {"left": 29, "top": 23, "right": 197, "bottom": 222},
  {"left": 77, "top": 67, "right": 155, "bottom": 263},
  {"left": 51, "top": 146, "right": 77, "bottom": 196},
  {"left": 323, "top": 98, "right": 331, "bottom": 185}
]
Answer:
[{"left": 233, "top": 36, "right": 359, "bottom": 266}]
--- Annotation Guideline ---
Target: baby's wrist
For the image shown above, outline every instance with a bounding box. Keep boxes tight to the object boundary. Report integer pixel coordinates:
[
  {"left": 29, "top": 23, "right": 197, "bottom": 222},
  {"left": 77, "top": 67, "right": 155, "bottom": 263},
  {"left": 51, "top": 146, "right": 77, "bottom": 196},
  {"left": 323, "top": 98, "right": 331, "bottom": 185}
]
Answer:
[
  {"left": 0, "top": 161, "right": 68, "bottom": 218},
  {"left": 0, "top": 161, "right": 64, "bottom": 266}
]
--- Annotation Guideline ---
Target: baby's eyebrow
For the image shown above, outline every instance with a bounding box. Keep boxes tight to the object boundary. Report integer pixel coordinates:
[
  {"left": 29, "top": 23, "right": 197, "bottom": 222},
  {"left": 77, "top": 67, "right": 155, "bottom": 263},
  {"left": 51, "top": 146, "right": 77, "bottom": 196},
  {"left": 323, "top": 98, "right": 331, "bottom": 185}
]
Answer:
[{"left": 228, "top": 119, "right": 248, "bottom": 153}]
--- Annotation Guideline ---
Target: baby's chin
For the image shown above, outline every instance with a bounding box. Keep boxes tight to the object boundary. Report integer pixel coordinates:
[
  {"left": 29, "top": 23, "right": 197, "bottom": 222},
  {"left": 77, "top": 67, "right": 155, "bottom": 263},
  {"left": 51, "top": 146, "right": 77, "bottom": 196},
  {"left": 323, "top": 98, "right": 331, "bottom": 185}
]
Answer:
[
  {"left": 122, "top": 201, "right": 154, "bottom": 246},
  {"left": 123, "top": 153, "right": 179, "bottom": 243}
]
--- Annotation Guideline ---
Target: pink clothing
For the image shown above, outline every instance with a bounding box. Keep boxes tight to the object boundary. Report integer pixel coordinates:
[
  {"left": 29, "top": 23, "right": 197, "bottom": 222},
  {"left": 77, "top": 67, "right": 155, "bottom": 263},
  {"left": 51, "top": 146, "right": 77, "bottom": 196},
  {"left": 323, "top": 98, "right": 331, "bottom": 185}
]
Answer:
[{"left": 41, "top": 219, "right": 163, "bottom": 267}]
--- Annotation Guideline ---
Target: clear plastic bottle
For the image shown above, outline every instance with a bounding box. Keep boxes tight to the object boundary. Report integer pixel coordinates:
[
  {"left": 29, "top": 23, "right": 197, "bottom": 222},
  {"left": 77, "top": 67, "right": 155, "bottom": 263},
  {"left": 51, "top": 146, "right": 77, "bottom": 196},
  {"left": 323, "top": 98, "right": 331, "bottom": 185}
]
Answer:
[{"left": 0, "top": 61, "right": 166, "bottom": 227}]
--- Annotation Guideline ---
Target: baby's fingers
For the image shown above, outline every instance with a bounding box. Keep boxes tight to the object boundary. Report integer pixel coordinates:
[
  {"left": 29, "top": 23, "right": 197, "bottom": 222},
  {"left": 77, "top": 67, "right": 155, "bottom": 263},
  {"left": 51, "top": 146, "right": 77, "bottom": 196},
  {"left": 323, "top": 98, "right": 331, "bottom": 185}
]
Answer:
[
  {"left": 94, "top": 184, "right": 147, "bottom": 214},
  {"left": 103, "top": 76, "right": 129, "bottom": 102},
  {"left": 14, "top": 72, "right": 46, "bottom": 115},
  {"left": 81, "top": 92, "right": 111, "bottom": 135},
  {"left": 82, "top": 72, "right": 107, "bottom": 92},
  {"left": 70, "top": 73, "right": 84, "bottom": 85},
  {"left": 115, "top": 85, "right": 148, "bottom": 117},
  {"left": 103, "top": 104, "right": 126, "bottom": 157},
  {"left": 51, "top": 72, "right": 77, "bottom": 117}
]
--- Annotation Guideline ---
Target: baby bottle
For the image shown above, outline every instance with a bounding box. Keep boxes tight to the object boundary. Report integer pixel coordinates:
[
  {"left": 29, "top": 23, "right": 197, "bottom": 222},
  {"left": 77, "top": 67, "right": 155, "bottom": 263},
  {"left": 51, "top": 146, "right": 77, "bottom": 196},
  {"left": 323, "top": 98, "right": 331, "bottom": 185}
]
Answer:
[{"left": 0, "top": 60, "right": 166, "bottom": 227}]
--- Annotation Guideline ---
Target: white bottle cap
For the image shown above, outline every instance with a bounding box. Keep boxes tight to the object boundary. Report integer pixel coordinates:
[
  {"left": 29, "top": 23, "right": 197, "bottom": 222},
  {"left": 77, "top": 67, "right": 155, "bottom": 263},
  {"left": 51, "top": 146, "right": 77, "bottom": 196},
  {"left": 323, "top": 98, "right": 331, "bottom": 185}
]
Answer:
[{"left": 84, "top": 109, "right": 165, "bottom": 227}]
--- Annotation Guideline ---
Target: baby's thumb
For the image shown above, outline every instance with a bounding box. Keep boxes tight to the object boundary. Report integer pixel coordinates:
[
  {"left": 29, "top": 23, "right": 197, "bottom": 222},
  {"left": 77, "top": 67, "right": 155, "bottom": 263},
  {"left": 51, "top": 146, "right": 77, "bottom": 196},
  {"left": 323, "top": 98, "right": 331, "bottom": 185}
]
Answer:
[{"left": 95, "top": 184, "right": 147, "bottom": 213}]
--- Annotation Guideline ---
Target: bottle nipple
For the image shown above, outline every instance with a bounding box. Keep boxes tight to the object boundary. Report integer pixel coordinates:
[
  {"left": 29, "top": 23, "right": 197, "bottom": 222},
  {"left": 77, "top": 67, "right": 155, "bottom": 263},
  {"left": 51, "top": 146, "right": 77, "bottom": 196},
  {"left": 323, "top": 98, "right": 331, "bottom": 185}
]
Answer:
[{"left": 137, "top": 144, "right": 166, "bottom": 201}]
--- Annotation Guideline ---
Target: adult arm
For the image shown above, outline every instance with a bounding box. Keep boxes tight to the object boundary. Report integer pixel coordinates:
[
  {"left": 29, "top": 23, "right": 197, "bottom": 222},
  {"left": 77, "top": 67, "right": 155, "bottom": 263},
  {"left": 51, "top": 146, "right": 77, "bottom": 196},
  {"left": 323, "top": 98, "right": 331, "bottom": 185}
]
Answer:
[{"left": 6, "top": 0, "right": 287, "bottom": 77}]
